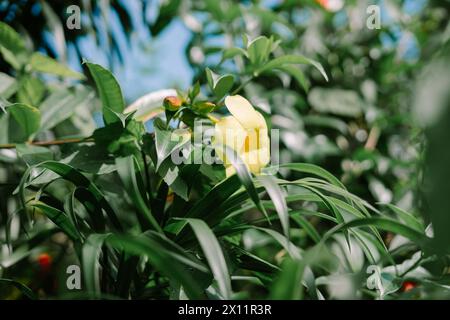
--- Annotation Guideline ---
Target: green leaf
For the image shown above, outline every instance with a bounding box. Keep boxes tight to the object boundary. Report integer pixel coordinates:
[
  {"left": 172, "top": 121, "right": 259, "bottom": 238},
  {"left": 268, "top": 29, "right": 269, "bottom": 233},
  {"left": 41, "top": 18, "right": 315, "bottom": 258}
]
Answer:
[
  {"left": 277, "top": 163, "right": 346, "bottom": 190},
  {"left": 82, "top": 233, "right": 111, "bottom": 298},
  {"left": 153, "top": 118, "right": 191, "bottom": 169},
  {"left": 278, "top": 65, "right": 309, "bottom": 92},
  {"left": 257, "top": 175, "right": 289, "bottom": 238},
  {"left": 185, "top": 174, "right": 241, "bottom": 220},
  {"left": 7, "top": 103, "right": 40, "bottom": 140},
  {"left": 107, "top": 234, "right": 207, "bottom": 299},
  {"left": 0, "top": 278, "right": 37, "bottom": 300},
  {"left": 116, "top": 156, "right": 163, "bottom": 233},
  {"left": 221, "top": 47, "right": 247, "bottom": 62},
  {"left": 0, "top": 21, "right": 27, "bottom": 55},
  {"left": 30, "top": 53, "right": 85, "bottom": 79},
  {"left": 256, "top": 54, "right": 328, "bottom": 81},
  {"left": 85, "top": 62, "right": 125, "bottom": 124},
  {"left": 181, "top": 218, "right": 232, "bottom": 299},
  {"left": 270, "top": 258, "right": 304, "bottom": 300},
  {"left": 205, "top": 68, "right": 234, "bottom": 100},
  {"left": 16, "top": 144, "right": 53, "bottom": 166},
  {"left": 0, "top": 72, "right": 18, "bottom": 99},
  {"left": 383, "top": 204, "right": 424, "bottom": 233},
  {"left": 28, "top": 161, "right": 123, "bottom": 231},
  {"left": 247, "top": 36, "right": 271, "bottom": 66},
  {"left": 17, "top": 76, "right": 45, "bottom": 106},
  {"left": 323, "top": 217, "right": 431, "bottom": 249},
  {"left": 30, "top": 202, "right": 80, "bottom": 241},
  {"left": 292, "top": 215, "right": 321, "bottom": 243},
  {"left": 214, "top": 74, "right": 234, "bottom": 100},
  {"left": 39, "top": 87, "right": 93, "bottom": 132},
  {"left": 223, "top": 145, "right": 268, "bottom": 221}
]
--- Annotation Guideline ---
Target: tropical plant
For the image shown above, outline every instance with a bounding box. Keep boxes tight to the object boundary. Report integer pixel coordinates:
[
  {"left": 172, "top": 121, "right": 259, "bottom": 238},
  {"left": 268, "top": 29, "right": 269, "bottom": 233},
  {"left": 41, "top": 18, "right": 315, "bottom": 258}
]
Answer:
[{"left": 0, "top": 1, "right": 449, "bottom": 300}]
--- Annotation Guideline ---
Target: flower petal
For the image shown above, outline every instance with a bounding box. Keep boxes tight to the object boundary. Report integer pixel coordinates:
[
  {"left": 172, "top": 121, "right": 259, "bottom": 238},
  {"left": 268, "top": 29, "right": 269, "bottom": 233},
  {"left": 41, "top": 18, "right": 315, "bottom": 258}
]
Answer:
[
  {"left": 214, "top": 116, "right": 247, "bottom": 165},
  {"left": 225, "top": 95, "right": 266, "bottom": 129}
]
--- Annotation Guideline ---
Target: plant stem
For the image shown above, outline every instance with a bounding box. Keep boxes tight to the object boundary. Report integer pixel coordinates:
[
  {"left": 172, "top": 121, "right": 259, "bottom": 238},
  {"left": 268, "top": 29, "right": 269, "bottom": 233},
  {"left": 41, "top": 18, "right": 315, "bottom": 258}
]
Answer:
[
  {"left": 230, "top": 77, "right": 253, "bottom": 96},
  {"left": 0, "top": 137, "right": 94, "bottom": 149}
]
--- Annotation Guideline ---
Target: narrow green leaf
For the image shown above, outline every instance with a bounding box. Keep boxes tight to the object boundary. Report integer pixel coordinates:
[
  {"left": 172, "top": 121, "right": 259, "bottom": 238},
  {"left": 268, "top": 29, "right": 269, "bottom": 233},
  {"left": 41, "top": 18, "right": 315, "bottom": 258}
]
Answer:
[
  {"left": 258, "top": 175, "right": 289, "bottom": 238},
  {"left": 383, "top": 203, "right": 424, "bottom": 233},
  {"left": 0, "top": 278, "right": 37, "bottom": 300},
  {"left": 181, "top": 218, "right": 232, "bottom": 299},
  {"left": 82, "top": 233, "right": 111, "bottom": 298},
  {"left": 223, "top": 145, "right": 268, "bottom": 221},
  {"left": 277, "top": 163, "right": 345, "bottom": 189},
  {"left": 116, "top": 156, "right": 163, "bottom": 233},
  {"left": 270, "top": 258, "right": 304, "bottom": 300},
  {"left": 107, "top": 234, "right": 207, "bottom": 299},
  {"left": 30, "top": 202, "right": 80, "bottom": 241},
  {"left": 33, "top": 161, "right": 123, "bottom": 231},
  {"left": 323, "top": 217, "right": 430, "bottom": 249}
]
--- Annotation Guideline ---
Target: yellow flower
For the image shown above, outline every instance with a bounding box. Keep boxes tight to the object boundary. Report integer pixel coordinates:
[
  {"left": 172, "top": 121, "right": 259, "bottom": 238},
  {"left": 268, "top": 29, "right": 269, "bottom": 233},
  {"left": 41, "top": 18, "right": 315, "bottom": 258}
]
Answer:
[{"left": 214, "top": 95, "right": 270, "bottom": 176}]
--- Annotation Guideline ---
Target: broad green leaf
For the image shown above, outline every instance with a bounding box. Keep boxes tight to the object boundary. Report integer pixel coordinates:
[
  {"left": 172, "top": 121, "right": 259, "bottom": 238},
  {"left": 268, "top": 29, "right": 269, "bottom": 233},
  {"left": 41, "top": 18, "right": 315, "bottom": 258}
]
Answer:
[
  {"left": 30, "top": 53, "right": 85, "bottom": 79},
  {"left": 181, "top": 218, "right": 232, "bottom": 299},
  {"left": 256, "top": 54, "right": 328, "bottom": 81},
  {"left": 213, "top": 74, "right": 234, "bottom": 100},
  {"left": 30, "top": 202, "right": 80, "bottom": 242},
  {"left": 0, "top": 21, "right": 27, "bottom": 55},
  {"left": 205, "top": 68, "right": 234, "bottom": 100},
  {"left": 7, "top": 103, "right": 40, "bottom": 140},
  {"left": 39, "top": 87, "right": 93, "bottom": 132},
  {"left": 85, "top": 62, "right": 125, "bottom": 124},
  {"left": 153, "top": 118, "right": 191, "bottom": 169},
  {"left": 17, "top": 76, "right": 45, "bottom": 106},
  {"left": 0, "top": 72, "right": 17, "bottom": 98},
  {"left": 247, "top": 36, "right": 271, "bottom": 66}
]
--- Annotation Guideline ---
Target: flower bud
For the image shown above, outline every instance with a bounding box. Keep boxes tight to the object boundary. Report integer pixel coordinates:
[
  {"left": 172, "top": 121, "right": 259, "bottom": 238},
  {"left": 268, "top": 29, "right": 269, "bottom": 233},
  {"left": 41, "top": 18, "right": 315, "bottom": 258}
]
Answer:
[{"left": 164, "top": 96, "right": 182, "bottom": 111}]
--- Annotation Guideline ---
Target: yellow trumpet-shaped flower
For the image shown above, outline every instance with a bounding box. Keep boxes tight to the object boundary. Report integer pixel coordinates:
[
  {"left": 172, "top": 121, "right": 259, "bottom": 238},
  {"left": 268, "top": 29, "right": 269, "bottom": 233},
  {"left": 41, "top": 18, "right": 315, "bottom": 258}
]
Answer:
[{"left": 214, "top": 95, "right": 270, "bottom": 176}]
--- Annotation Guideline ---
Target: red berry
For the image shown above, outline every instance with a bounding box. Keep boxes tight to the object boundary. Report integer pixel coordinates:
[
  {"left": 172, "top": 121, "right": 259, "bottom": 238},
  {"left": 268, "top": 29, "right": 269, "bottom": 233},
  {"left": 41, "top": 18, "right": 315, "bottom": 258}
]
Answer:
[
  {"left": 402, "top": 281, "right": 416, "bottom": 292},
  {"left": 37, "top": 253, "right": 52, "bottom": 272}
]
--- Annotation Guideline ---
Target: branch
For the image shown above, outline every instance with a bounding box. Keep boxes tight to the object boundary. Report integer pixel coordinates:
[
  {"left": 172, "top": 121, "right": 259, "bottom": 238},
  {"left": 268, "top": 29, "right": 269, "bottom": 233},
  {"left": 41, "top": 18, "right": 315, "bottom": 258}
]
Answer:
[{"left": 0, "top": 137, "right": 94, "bottom": 149}]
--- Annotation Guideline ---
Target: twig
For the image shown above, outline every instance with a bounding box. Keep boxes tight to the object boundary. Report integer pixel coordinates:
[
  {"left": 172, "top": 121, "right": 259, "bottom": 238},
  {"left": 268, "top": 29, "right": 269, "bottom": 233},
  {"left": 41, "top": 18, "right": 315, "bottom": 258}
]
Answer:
[{"left": 0, "top": 137, "right": 94, "bottom": 149}]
